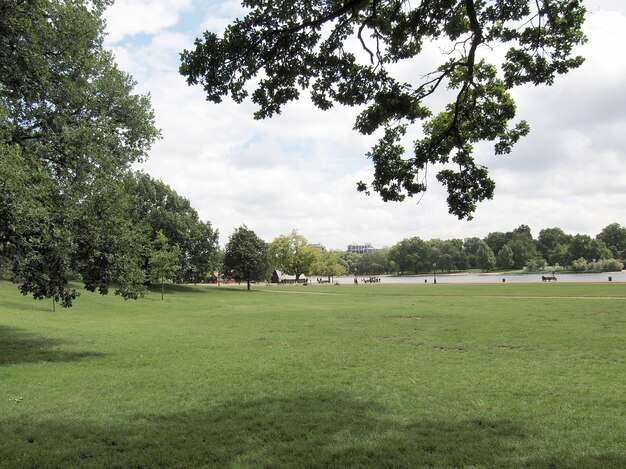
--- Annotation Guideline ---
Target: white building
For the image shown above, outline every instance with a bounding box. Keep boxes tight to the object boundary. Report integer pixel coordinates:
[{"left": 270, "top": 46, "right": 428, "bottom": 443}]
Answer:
[{"left": 347, "top": 243, "right": 376, "bottom": 254}]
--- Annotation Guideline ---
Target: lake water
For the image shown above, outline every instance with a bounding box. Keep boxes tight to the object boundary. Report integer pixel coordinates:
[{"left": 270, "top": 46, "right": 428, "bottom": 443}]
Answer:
[{"left": 336, "top": 271, "right": 626, "bottom": 284}]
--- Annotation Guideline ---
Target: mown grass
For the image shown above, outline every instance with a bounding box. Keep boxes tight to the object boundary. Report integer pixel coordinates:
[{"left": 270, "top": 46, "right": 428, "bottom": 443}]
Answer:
[{"left": 1, "top": 280, "right": 625, "bottom": 468}]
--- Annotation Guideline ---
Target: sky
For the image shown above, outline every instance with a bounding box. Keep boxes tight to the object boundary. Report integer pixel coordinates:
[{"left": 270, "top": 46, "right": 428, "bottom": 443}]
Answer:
[{"left": 103, "top": 1, "right": 626, "bottom": 250}]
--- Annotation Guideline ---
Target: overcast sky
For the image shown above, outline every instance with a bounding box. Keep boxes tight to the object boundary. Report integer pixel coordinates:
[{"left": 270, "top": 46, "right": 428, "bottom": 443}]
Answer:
[{"left": 103, "top": 1, "right": 626, "bottom": 249}]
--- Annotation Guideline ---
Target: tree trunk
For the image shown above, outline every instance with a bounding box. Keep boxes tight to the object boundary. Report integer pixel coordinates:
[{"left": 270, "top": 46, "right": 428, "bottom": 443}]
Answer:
[{"left": 161, "top": 279, "right": 164, "bottom": 300}]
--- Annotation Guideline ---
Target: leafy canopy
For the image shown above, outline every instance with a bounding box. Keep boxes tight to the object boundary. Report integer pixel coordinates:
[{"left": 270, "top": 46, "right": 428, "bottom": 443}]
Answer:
[
  {"left": 1, "top": 0, "right": 160, "bottom": 306},
  {"left": 180, "top": 0, "right": 586, "bottom": 219}
]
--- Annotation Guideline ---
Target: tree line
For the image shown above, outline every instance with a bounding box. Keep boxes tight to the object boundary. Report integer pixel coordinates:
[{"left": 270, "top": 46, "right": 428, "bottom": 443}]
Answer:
[
  {"left": 218, "top": 224, "right": 625, "bottom": 290},
  {"left": 221, "top": 228, "right": 348, "bottom": 291},
  {"left": 343, "top": 224, "right": 625, "bottom": 276}
]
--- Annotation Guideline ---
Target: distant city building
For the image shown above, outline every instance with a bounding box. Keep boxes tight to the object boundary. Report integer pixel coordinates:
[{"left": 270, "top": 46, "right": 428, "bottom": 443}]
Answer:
[
  {"left": 309, "top": 243, "right": 325, "bottom": 251},
  {"left": 347, "top": 243, "right": 376, "bottom": 254}
]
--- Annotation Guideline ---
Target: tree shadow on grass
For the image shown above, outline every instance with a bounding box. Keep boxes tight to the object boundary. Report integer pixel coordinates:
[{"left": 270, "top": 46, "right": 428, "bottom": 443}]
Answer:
[
  {"left": 3, "top": 390, "right": 621, "bottom": 468},
  {"left": 146, "top": 284, "right": 223, "bottom": 296},
  {"left": 0, "top": 326, "right": 105, "bottom": 366}
]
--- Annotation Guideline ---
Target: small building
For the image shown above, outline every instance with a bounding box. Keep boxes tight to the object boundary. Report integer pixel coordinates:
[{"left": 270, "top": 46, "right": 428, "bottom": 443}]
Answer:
[{"left": 271, "top": 270, "right": 308, "bottom": 284}]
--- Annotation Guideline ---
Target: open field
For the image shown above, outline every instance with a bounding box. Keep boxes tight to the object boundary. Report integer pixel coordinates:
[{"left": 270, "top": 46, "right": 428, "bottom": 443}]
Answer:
[{"left": 1, "top": 280, "right": 625, "bottom": 468}]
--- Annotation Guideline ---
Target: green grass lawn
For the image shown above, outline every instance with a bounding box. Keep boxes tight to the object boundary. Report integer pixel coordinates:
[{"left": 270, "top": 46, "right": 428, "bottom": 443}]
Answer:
[{"left": 1, "top": 280, "right": 625, "bottom": 468}]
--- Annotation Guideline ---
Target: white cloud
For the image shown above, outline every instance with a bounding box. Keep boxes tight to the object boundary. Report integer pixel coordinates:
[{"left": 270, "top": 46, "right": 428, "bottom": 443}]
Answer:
[
  {"left": 106, "top": 1, "right": 626, "bottom": 248},
  {"left": 104, "top": 0, "right": 192, "bottom": 43}
]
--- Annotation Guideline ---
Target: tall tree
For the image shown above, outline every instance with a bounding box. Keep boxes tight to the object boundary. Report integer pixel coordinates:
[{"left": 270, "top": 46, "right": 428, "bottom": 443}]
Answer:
[
  {"left": 181, "top": 0, "right": 585, "bottom": 219},
  {"left": 223, "top": 226, "right": 270, "bottom": 290},
  {"left": 269, "top": 230, "right": 318, "bottom": 282},
  {"left": 1, "top": 0, "right": 160, "bottom": 306}
]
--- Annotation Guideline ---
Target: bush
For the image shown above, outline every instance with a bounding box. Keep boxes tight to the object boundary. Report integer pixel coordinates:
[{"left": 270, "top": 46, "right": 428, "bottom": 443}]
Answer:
[
  {"left": 524, "top": 257, "right": 548, "bottom": 272},
  {"left": 571, "top": 258, "right": 624, "bottom": 272}
]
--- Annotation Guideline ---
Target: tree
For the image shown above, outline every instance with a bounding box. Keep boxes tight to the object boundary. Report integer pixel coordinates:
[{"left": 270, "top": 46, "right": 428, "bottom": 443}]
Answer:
[
  {"left": 506, "top": 226, "right": 538, "bottom": 268},
  {"left": 476, "top": 243, "right": 496, "bottom": 271},
  {"left": 181, "top": 0, "right": 585, "bottom": 219},
  {"left": 507, "top": 237, "right": 537, "bottom": 269},
  {"left": 537, "top": 227, "right": 572, "bottom": 265},
  {"left": 551, "top": 243, "right": 571, "bottom": 267},
  {"left": 124, "top": 172, "right": 219, "bottom": 284},
  {"left": 463, "top": 237, "right": 484, "bottom": 269},
  {"left": 353, "top": 248, "right": 390, "bottom": 275},
  {"left": 1, "top": 0, "right": 160, "bottom": 306},
  {"left": 484, "top": 231, "right": 508, "bottom": 258},
  {"left": 269, "top": 230, "right": 318, "bottom": 282},
  {"left": 568, "top": 235, "right": 612, "bottom": 263},
  {"left": 436, "top": 239, "right": 468, "bottom": 272},
  {"left": 388, "top": 237, "right": 432, "bottom": 274},
  {"left": 338, "top": 251, "right": 360, "bottom": 275},
  {"left": 597, "top": 223, "right": 626, "bottom": 260},
  {"left": 467, "top": 238, "right": 494, "bottom": 270},
  {"left": 149, "top": 231, "right": 181, "bottom": 300},
  {"left": 311, "top": 250, "right": 347, "bottom": 282},
  {"left": 496, "top": 244, "right": 514, "bottom": 270},
  {"left": 223, "top": 226, "right": 270, "bottom": 290}
]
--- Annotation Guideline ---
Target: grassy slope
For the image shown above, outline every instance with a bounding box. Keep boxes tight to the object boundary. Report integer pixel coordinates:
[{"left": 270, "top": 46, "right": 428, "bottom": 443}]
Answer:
[{"left": 0, "top": 281, "right": 625, "bottom": 468}]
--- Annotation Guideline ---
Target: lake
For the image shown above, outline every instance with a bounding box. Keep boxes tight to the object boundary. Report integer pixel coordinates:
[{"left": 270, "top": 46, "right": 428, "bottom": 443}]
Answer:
[{"left": 337, "top": 271, "right": 626, "bottom": 284}]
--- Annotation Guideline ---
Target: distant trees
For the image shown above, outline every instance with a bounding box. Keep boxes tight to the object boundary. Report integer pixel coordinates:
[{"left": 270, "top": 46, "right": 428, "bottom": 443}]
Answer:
[
  {"left": 388, "top": 237, "right": 431, "bottom": 275},
  {"left": 431, "top": 239, "right": 469, "bottom": 273},
  {"left": 568, "top": 235, "right": 612, "bottom": 265},
  {"left": 353, "top": 249, "right": 390, "bottom": 276},
  {"left": 214, "top": 221, "right": 624, "bottom": 285},
  {"left": 383, "top": 223, "right": 624, "bottom": 275}
]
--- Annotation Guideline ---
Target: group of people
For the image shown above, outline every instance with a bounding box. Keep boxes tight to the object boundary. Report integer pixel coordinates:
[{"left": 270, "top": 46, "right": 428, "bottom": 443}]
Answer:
[
  {"left": 314, "top": 278, "right": 332, "bottom": 284},
  {"left": 354, "top": 276, "right": 382, "bottom": 284}
]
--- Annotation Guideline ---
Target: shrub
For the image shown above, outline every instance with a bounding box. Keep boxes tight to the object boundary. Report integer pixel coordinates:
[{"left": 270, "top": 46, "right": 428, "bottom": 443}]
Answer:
[
  {"left": 523, "top": 257, "right": 548, "bottom": 272},
  {"left": 571, "top": 258, "right": 624, "bottom": 272}
]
